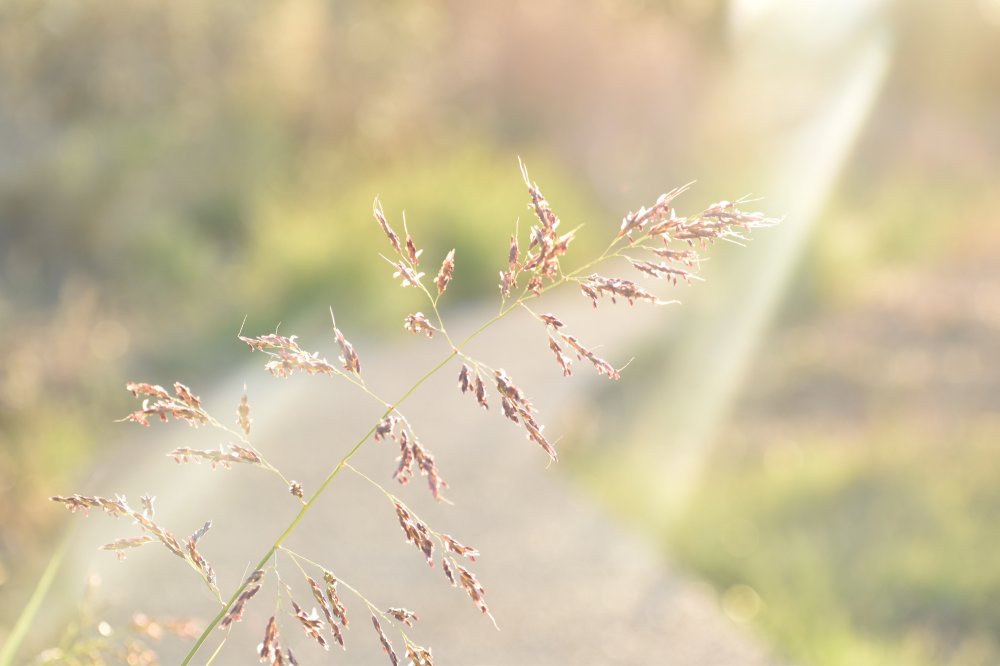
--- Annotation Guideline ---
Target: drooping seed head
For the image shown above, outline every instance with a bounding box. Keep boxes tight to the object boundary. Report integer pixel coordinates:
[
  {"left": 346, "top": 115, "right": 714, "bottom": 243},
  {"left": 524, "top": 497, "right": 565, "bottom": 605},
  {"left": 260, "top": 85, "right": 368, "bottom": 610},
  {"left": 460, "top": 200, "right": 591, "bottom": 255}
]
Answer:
[{"left": 372, "top": 616, "right": 399, "bottom": 666}]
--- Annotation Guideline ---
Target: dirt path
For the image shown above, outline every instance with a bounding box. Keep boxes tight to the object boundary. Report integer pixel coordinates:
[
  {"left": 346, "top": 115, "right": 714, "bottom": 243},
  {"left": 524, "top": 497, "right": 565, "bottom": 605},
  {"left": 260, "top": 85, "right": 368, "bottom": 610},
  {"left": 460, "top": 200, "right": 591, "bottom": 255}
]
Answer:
[{"left": 64, "top": 297, "right": 773, "bottom": 665}]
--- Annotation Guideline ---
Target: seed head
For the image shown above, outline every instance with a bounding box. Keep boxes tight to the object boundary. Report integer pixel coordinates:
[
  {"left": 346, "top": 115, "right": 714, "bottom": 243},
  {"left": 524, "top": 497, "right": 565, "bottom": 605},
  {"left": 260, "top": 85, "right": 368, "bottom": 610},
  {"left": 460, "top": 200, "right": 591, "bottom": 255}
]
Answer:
[
  {"left": 373, "top": 197, "right": 402, "bottom": 254},
  {"left": 434, "top": 249, "right": 456, "bottom": 295},
  {"left": 372, "top": 616, "right": 399, "bottom": 666},
  {"left": 331, "top": 312, "right": 362, "bottom": 376},
  {"left": 404, "top": 313, "right": 437, "bottom": 338},
  {"left": 219, "top": 570, "right": 265, "bottom": 629},
  {"left": 291, "top": 599, "right": 329, "bottom": 651},
  {"left": 386, "top": 607, "right": 419, "bottom": 627},
  {"left": 406, "top": 641, "right": 435, "bottom": 666},
  {"left": 238, "top": 389, "right": 252, "bottom": 437}
]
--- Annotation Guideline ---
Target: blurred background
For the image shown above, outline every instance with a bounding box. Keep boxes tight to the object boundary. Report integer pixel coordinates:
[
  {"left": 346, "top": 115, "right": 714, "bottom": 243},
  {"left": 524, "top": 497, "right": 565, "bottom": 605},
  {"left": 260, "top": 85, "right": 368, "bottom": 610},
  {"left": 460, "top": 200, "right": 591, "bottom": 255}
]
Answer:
[{"left": 2, "top": 0, "right": 999, "bottom": 663}]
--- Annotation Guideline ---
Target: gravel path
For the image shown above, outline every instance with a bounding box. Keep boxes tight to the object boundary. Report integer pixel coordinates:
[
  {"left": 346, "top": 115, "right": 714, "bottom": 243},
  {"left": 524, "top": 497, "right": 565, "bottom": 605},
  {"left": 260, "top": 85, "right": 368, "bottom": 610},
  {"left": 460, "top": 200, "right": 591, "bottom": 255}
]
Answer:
[{"left": 65, "top": 297, "right": 773, "bottom": 665}]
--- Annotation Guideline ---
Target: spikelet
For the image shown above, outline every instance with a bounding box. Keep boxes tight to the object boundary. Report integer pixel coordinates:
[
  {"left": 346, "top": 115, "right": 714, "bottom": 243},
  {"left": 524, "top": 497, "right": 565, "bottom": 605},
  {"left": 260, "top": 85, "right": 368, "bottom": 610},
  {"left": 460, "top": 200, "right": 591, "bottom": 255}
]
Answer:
[
  {"left": 548, "top": 336, "right": 573, "bottom": 376},
  {"left": 455, "top": 563, "right": 495, "bottom": 626},
  {"left": 440, "top": 533, "right": 479, "bottom": 561},
  {"left": 121, "top": 381, "right": 210, "bottom": 427},
  {"left": 331, "top": 311, "right": 362, "bottom": 376},
  {"left": 385, "top": 608, "right": 418, "bottom": 627},
  {"left": 323, "top": 572, "right": 350, "bottom": 628},
  {"left": 373, "top": 197, "right": 402, "bottom": 254},
  {"left": 457, "top": 364, "right": 489, "bottom": 410},
  {"left": 186, "top": 521, "right": 217, "bottom": 592},
  {"left": 558, "top": 333, "right": 620, "bottom": 380},
  {"left": 404, "top": 313, "right": 437, "bottom": 338},
  {"left": 374, "top": 415, "right": 400, "bottom": 441},
  {"left": 257, "top": 616, "right": 285, "bottom": 665},
  {"left": 290, "top": 598, "right": 329, "bottom": 651},
  {"left": 219, "top": 570, "right": 265, "bottom": 630},
  {"left": 390, "top": 261, "right": 425, "bottom": 288},
  {"left": 406, "top": 641, "right": 435, "bottom": 666},
  {"left": 391, "top": 428, "right": 448, "bottom": 501},
  {"left": 168, "top": 444, "right": 262, "bottom": 469},
  {"left": 515, "top": 159, "right": 576, "bottom": 294},
  {"left": 307, "top": 576, "right": 345, "bottom": 649},
  {"left": 52, "top": 494, "right": 218, "bottom": 593},
  {"left": 237, "top": 388, "right": 252, "bottom": 437},
  {"left": 402, "top": 216, "right": 423, "bottom": 266},
  {"left": 394, "top": 502, "right": 434, "bottom": 566},
  {"left": 240, "top": 334, "right": 338, "bottom": 378},
  {"left": 434, "top": 249, "right": 455, "bottom": 295},
  {"left": 372, "top": 616, "right": 399, "bottom": 666},
  {"left": 629, "top": 259, "right": 700, "bottom": 286},
  {"left": 579, "top": 274, "right": 669, "bottom": 308},
  {"left": 495, "top": 369, "right": 557, "bottom": 461},
  {"left": 618, "top": 182, "right": 692, "bottom": 240},
  {"left": 100, "top": 535, "right": 154, "bottom": 560}
]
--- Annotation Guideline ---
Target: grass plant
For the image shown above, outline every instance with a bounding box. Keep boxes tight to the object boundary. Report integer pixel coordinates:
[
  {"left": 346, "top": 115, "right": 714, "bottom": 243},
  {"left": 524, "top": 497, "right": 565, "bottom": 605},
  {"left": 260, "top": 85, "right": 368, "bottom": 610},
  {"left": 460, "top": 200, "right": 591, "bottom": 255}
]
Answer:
[{"left": 47, "top": 161, "right": 776, "bottom": 664}]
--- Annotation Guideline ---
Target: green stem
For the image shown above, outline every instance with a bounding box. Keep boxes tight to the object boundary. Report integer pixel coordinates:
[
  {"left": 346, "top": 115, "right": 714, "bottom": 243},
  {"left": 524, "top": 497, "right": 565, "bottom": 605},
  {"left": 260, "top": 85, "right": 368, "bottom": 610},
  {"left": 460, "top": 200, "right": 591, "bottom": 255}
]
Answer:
[{"left": 0, "top": 533, "right": 70, "bottom": 666}]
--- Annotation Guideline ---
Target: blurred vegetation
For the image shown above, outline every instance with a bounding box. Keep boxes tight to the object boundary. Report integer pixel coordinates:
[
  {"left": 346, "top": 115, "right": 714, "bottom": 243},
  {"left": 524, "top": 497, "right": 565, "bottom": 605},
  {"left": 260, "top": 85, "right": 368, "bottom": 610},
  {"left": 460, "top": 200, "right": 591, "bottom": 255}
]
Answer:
[
  {"left": 571, "top": 2, "right": 1000, "bottom": 665},
  {"left": 0, "top": 0, "right": 620, "bottom": 637},
  {"left": 670, "top": 427, "right": 1000, "bottom": 666},
  {"left": 3, "top": 1, "right": 1000, "bottom": 664}
]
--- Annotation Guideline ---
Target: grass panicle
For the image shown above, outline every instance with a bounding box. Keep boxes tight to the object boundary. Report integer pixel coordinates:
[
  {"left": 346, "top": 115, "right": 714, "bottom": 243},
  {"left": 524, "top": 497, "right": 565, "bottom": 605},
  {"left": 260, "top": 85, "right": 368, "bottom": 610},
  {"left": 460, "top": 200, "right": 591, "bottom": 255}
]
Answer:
[{"left": 49, "top": 161, "right": 776, "bottom": 664}]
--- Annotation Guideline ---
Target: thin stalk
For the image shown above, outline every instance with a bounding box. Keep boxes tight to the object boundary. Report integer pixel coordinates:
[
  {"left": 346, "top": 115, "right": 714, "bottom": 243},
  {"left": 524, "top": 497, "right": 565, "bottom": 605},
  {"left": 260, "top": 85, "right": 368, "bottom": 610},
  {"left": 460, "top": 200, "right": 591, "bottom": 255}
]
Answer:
[{"left": 0, "top": 533, "right": 70, "bottom": 666}]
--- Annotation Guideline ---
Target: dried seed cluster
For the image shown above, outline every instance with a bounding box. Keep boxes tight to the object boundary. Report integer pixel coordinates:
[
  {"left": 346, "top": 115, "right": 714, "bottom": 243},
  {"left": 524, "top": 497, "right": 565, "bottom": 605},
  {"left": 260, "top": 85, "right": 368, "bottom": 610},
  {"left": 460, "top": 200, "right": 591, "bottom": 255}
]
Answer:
[
  {"left": 394, "top": 502, "right": 434, "bottom": 566},
  {"left": 121, "top": 382, "right": 210, "bottom": 427},
  {"left": 538, "top": 313, "right": 620, "bottom": 380},
  {"left": 386, "top": 607, "right": 419, "bottom": 627},
  {"left": 371, "top": 616, "right": 399, "bottom": 666},
  {"left": 331, "top": 313, "right": 362, "bottom": 376},
  {"left": 258, "top": 616, "right": 295, "bottom": 666},
  {"left": 374, "top": 198, "right": 458, "bottom": 302},
  {"left": 441, "top": 533, "right": 479, "bottom": 561},
  {"left": 50, "top": 494, "right": 218, "bottom": 593},
  {"left": 454, "top": 563, "right": 492, "bottom": 623},
  {"left": 458, "top": 364, "right": 556, "bottom": 460},
  {"left": 186, "top": 521, "right": 216, "bottom": 591},
  {"left": 220, "top": 570, "right": 265, "bottom": 630},
  {"left": 434, "top": 249, "right": 456, "bottom": 296},
  {"left": 457, "top": 364, "right": 489, "bottom": 410},
  {"left": 238, "top": 389, "right": 252, "bottom": 437},
  {"left": 322, "top": 571, "right": 350, "bottom": 629},
  {"left": 580, "top": 274, "right": 664, "bottom": 308},
  {"left": 240, "top": 334, "right": 338, "bottom": 378},
  {"left": 308, "top": 575, "right": 346, "bottom": 649},
  {"left": 498, "top": 161, "right": 577, "bottom": 299},
  {"left": 618, "top": 183, "right": 692, "bottom": 240},
  {"left": 495, "top": 369, "right": 557, "bottom": 462},
  {"left": 100, "top": 535, "right": 154, "bottom": 560},
  {"left": 290, "top": 598, "right": 328, "bottom": 651},
  {"left": 406, "top": 640, "right": 435, "bottom": 666},
  {"left": 403, "top": 312, "right": 437, "bottom": 338},
  {"left": 168, "top": 443, "right": 262, "bottom": 469},
  {"left": 375, "top": 415, "right": 447, "bottom": 501}
]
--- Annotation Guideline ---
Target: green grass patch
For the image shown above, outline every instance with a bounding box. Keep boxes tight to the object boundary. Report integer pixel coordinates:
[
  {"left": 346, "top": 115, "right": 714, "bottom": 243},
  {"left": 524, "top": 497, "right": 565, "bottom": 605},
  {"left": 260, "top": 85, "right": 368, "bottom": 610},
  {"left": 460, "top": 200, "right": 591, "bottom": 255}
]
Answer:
[{"left": 666, "top": 430, "right": 1000, "bottom": 665}]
